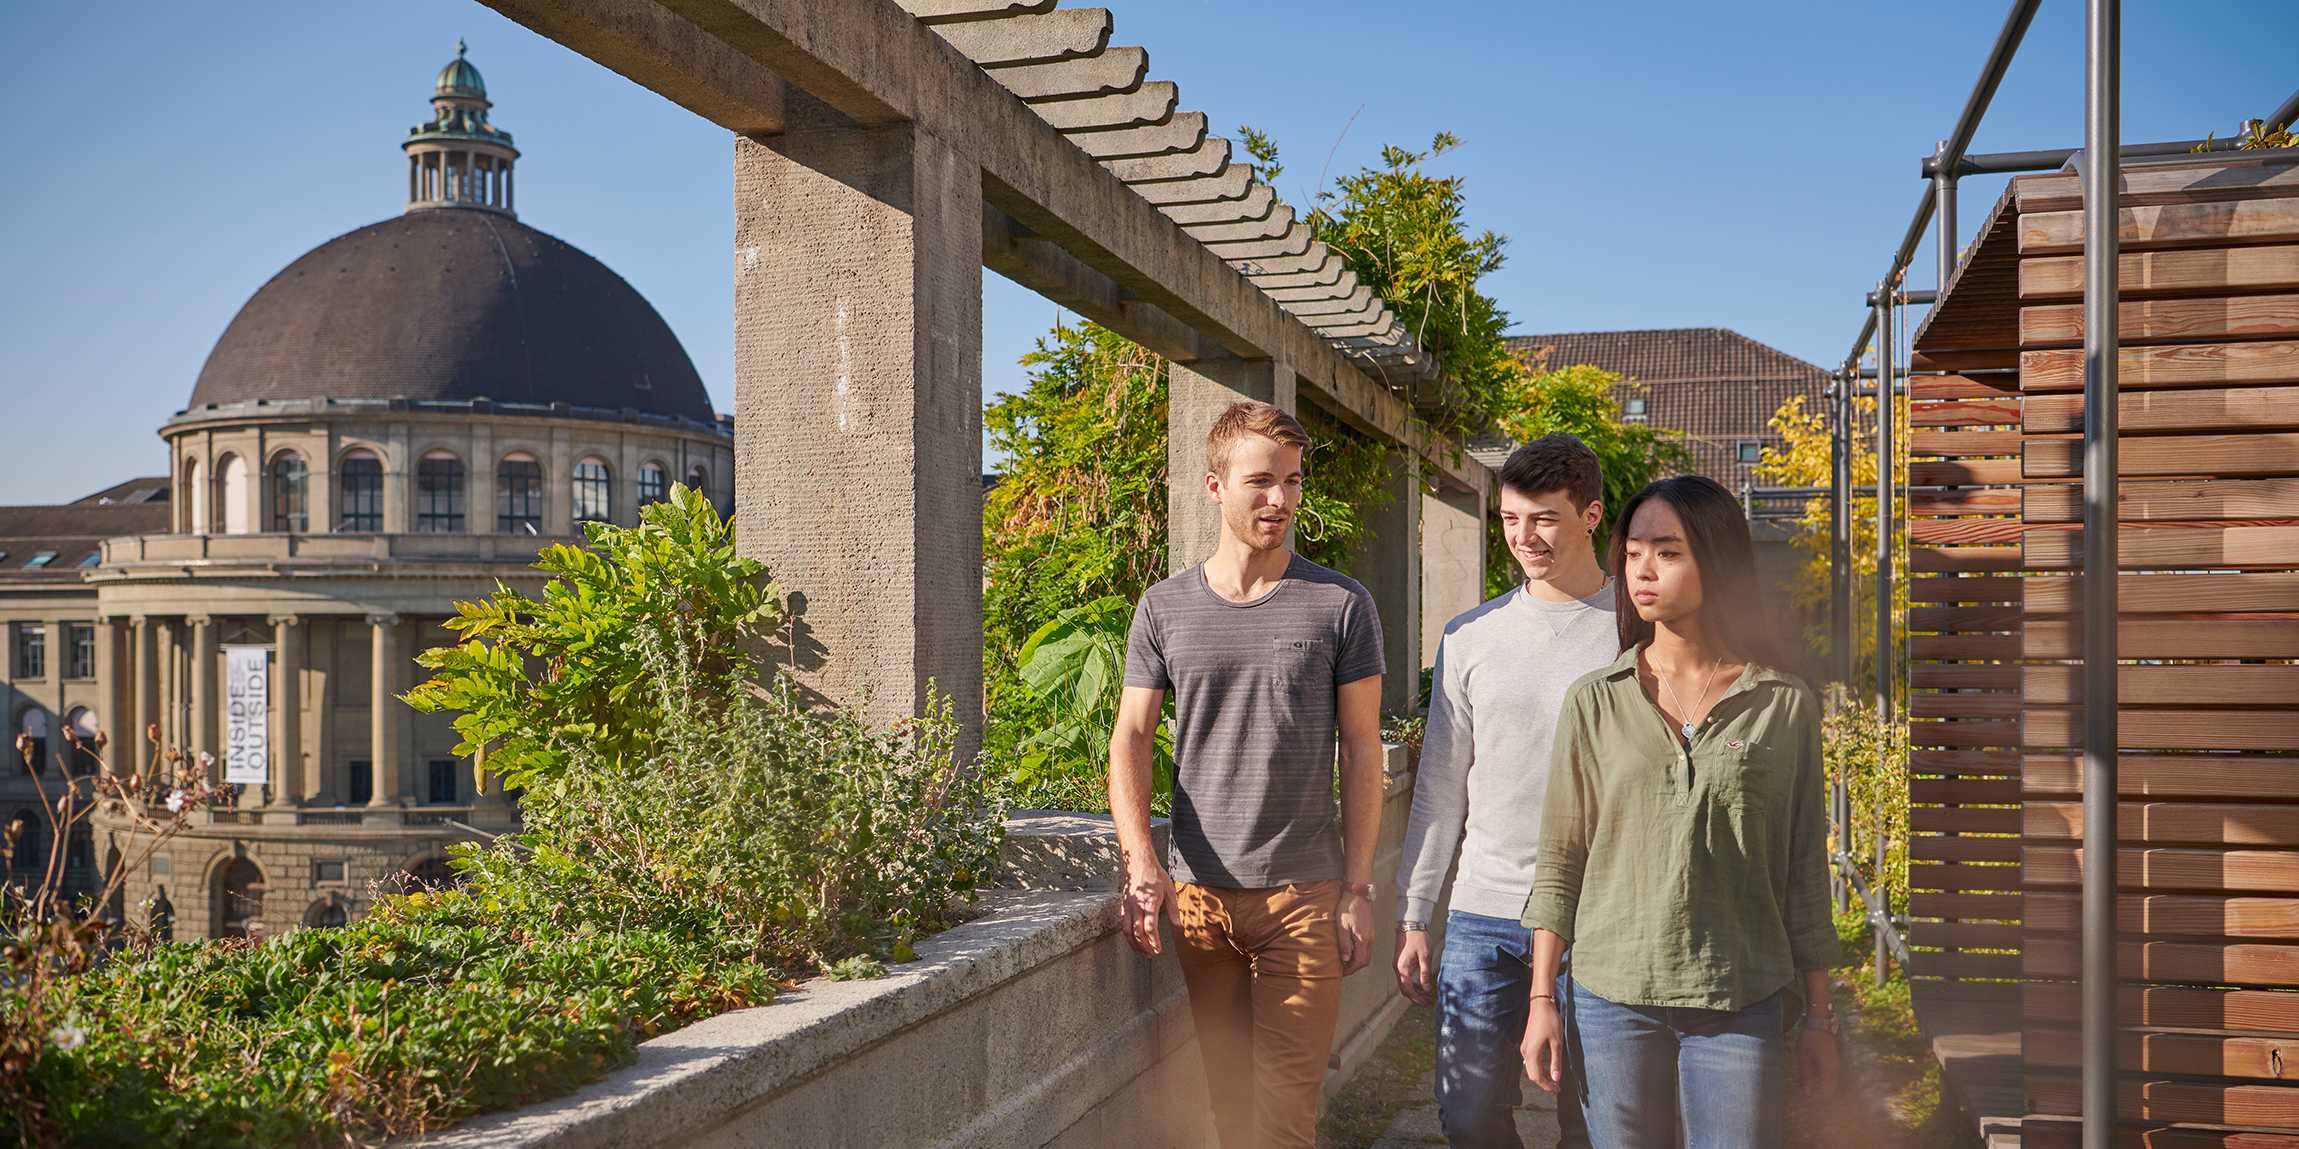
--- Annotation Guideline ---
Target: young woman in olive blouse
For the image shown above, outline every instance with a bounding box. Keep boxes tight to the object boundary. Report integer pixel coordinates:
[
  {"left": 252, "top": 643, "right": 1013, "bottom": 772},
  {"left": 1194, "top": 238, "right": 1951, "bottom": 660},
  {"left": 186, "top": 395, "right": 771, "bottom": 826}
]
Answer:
[{"left": 1517, "top": 475, "right": 1838, "bottom": 1149}]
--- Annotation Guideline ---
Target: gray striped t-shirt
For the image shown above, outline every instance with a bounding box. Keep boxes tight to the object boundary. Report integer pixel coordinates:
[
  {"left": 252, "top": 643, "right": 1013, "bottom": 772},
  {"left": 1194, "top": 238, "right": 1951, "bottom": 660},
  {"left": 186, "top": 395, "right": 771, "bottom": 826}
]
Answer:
[{"left": 1123, "top": 554, "right": 1385, "bottom": 888}]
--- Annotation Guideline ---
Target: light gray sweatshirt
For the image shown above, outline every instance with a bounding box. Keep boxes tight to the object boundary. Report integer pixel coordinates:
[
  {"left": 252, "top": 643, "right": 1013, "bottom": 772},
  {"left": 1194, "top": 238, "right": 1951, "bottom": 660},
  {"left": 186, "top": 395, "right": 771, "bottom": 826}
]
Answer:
[{"left": 1395, "top": 581, "right": 1619, "bottom": 923}]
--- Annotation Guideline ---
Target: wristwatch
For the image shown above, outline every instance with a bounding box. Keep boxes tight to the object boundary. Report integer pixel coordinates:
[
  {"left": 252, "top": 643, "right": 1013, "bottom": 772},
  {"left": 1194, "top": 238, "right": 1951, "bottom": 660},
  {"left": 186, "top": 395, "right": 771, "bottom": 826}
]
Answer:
[
  {"left": 1397, "top": 919, "right": 1427, "bottom": 933},
  {"left": 1803, "top": 1010, "right": 1838, "bottom": 1035}
]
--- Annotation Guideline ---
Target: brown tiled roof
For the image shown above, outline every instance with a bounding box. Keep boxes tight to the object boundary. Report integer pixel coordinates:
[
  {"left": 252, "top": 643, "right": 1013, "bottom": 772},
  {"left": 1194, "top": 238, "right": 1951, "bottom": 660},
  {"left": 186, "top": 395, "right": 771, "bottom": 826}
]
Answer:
[
  {"left": 0, "top": 496, "right": 170, "bottom": 582},
  {"left": 72, "top": 476, "right": 171, "bottom": 507},
  {"left": 1504, "top": 328, "right": 1827, "bottom": 490}
]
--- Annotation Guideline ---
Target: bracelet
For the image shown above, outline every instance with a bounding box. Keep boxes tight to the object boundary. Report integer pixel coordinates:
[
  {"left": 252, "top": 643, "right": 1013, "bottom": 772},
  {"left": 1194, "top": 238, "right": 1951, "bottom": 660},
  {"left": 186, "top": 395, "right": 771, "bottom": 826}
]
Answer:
[
  {"left": 1528, "top": 993, "right": 1557, "bottom": 1005},
  {"left": 1397, "top": 920, "right": 1427, "bottom": 933}
]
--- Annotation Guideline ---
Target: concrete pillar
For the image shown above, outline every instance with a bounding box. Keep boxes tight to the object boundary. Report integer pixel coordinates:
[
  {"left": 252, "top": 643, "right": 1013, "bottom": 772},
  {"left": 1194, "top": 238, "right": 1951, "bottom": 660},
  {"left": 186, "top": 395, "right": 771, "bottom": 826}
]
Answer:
[
  {"left": 187, "top": 615, "right": 214, "bottom": 769},
  {"left": 1419, "top": 480, "right": 1488, "bottom": 667},
  {"left": 94, "top": 616, "right": 119, "bottom": 771},
  {"left": 42, "top": 620, "right": 63, "bottom": 772},
  {"left": 271, "top": 616, "right": 302, "bottom": 807},
  {"left": 1165, "top": 357, "right": 1296, "bottom": 573},
  {"left": 366, "top": 614, "right": 398, "bottom": 808},
  {"left": 130, "top": 616, "right": 156, "bottom": 771},
  {"left": 1360, "top": 453, "right": 1422, "bottom": 715},
  {"left": 733, "top": 106, "right": 984, "bottom": 758}
]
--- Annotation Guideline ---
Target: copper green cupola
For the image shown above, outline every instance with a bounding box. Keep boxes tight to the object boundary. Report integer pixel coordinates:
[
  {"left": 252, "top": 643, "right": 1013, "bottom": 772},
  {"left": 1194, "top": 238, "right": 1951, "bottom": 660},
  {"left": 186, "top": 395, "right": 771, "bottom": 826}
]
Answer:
[{"left": 403, "top": 40, "right": 518, "bottom": 217}]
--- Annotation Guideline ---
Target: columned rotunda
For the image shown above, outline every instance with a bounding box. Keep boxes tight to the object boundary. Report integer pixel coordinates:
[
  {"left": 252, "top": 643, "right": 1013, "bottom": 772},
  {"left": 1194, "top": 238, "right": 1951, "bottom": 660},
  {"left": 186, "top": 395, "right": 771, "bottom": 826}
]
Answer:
[{"left": 0, "top": 47, "right": 730, "bottom": 940}]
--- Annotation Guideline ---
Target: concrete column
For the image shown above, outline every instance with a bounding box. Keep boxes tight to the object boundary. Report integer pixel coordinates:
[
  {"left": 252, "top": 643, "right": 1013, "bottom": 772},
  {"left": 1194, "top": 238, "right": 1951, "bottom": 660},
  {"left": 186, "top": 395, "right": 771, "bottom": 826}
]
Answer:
[
  {"left": 42, "top": 620, "right": 63, "bottom": 772},
  {"left": 366, "top": 613, "right": 398, "bottom": 808},
  {"left": 130, "top": 616, "right": 156, "bottom": 770},
  {"left": 1165, "top": 357, "right": 1297, "bottom": 573},
  {"left": 93, "top": 616, "right": 119, "bottom": 771},
  {"left": 1419, "top": 480, "right": 1488, "bottom": 667},
  {"left": 1361, "top": 453, "right": 1422, "bottom": 715},
  {"left": 187, "top": 615, "right": 214, "bottom": 768},
  {"left": 733, "top": 107, "right": 984, "bottom": 758},
  {"left": 270, "top": 615, "right": 302, "bottom": 807}
]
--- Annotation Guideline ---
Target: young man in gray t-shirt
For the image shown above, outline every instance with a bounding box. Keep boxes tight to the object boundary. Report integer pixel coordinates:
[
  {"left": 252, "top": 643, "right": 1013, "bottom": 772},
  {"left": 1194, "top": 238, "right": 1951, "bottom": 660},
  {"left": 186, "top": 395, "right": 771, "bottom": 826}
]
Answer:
[
  {"left": 1394, "top": 434, "right": 1616, "bottom": 1148},
  {"left": 1110, "top": 400, "right": 1386, "bottom": 1149}
]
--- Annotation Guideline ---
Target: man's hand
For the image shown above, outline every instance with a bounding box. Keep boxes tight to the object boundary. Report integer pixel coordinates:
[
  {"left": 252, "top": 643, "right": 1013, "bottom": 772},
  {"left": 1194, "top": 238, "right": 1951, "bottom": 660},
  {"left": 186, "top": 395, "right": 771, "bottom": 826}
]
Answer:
[
  {"left": 1336, "top": 888, "right": 1375, "bottom": 975},
  {"left": 1394, "top": 927, "right": 1433, "bottom": 1004},
  {"left": 1799, "top": 1028, "right": 1840, "bottom": 1097},
  {"left": 1521, "top": 996, "right": 1566, "bottom": 1093},
  {"left": 1121, "top": 863, "right": 1177, "bottom": 956}
]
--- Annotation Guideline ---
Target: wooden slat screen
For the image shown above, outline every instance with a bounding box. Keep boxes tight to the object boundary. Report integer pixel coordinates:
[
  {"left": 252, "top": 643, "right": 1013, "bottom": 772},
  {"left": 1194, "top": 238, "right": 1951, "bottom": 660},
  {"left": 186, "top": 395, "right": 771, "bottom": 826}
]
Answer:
[{"left": 2007, "top": 152, "right": 2299, "bottom": 1145}]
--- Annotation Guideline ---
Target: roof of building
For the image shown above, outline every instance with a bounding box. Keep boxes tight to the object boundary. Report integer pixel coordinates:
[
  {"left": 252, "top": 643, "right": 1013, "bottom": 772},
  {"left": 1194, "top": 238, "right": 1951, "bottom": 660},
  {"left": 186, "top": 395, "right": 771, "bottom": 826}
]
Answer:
[
  {"left": 72, "top": 476, "right": 170, "bottom": 507},
  {"left": 0, "top": 497, "right": 170, "bottom": 582},
  {"left": 184, "top": 209, "right": 713, "bottom": 426},
  {"left": 1500, "top": 327, "right": 1828, "bottom": 493}
]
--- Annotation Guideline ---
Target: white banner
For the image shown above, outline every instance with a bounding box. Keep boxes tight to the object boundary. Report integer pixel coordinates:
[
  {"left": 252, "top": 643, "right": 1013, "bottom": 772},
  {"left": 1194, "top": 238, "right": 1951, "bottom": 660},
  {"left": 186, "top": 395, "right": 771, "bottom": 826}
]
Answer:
[{"left": 223, "top": 644, "right": 271, "bottom": 786}]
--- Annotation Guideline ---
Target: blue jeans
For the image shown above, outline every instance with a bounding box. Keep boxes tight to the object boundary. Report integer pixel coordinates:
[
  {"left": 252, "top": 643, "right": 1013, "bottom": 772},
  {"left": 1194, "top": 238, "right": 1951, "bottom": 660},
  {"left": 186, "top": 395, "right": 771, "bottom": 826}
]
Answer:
[
  {"left": 1570, "top": 981, "right": 1786, "bottom": 1149},
  {"left": 1434, "top": 910, "right": 1587, "bottom": 1149}
]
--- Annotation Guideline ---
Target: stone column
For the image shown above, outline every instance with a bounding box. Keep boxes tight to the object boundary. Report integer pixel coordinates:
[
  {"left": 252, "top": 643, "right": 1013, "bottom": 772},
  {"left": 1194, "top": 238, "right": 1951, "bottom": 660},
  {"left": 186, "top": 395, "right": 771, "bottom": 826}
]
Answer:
[
  {"left": 270, "top": 616, "right": 302, "bottom": 807},
  {"left": 187, "top": 616, "right": 214, "bottom": 770},
  {"left": 1165, "top": 358, "right": 1297, "bottom": 573},
  {"left": 93, "top": 616, "right": 119, "bottom": 771},
  {"left": 131, "top": 616, "right": 157, "bottom": 768},
  {"left": 1420, "top": 479, "right": 1488, "bottom": 667},
  {"left": 43, "top": 621, "right": 64, "bottom": 772},
  {"left": 733, "top": 106, "right": 984, "bottom": 758},
  {"left": 1360, "top": 453, "right": 1423, "bottom": 715},
  {"left": 366, "top": 614, "right": 398, "bottom": 808}
]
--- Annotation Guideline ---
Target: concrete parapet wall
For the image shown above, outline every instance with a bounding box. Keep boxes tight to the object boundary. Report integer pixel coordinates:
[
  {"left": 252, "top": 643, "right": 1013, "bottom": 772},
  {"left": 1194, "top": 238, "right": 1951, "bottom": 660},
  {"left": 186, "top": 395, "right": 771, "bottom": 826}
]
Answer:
[{"left": 424, "top": 749, "right": 1421, "bottom": 1148}]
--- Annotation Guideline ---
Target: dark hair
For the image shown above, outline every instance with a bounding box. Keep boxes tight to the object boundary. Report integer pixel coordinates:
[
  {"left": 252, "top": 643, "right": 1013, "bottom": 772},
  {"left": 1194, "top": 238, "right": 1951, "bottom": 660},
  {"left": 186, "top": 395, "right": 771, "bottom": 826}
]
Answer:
[
  {"left": 1498, "top": 433, "right": 1603, "bottom": 510},
  {"left": 1609, "top": 475, "right": 1780, "bottom": 668}
]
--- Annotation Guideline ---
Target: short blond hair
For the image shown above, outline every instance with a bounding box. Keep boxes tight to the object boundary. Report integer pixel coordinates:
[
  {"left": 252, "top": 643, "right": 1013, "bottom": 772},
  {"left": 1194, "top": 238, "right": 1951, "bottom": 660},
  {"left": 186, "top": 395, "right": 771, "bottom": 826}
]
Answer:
[{"left": 1206, "top": 401, "right": 1310, "bottom": 476}]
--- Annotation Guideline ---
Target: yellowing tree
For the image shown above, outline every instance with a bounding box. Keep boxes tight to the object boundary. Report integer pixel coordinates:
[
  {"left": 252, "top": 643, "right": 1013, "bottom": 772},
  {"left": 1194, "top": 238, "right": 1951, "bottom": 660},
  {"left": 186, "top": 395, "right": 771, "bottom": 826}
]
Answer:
[{"left": 1751, "top": 390, "right": 1908, "bottom": 690}]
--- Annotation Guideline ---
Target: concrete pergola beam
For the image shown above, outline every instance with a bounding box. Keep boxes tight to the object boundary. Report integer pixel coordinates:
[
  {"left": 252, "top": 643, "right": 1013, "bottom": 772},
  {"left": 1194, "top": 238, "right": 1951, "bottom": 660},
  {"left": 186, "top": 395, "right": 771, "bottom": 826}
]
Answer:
[
  {"left": 982, "top": 205, "right": 1211, "bottom": 364},
  {"left": 1103, "top": 136, "right": 1229, "bottom": 183},
  {"left": 895, "top": 0, "right": 1055, "bottom": 24},
  {"left": 481, "top": 0, "right": 789, "bottom": 134},
  {"left": 1247, "top": 253, "right": 1348, "bottom": 289},
  {"left": 1228, "top": 242, "right": 1329, "bottom": 277},
  {"left": 994, "top": 46, "right": 1145, "bottom": 101},
  {"left": 1179, "top": 203, "right": 1292, "bottom": 244},
  {"left": 1070, "top": 110, "right": 1204, "bottom": 159},
  {"left": 1262, "top": 270, "right": 1358, "bottom": 302},
  {"left": 937, "top": 7, "right": 1109, "bottom": 66},
  {"left": 1205, "top": 221, "right": 1313, "bottom": 261},
  {"left": 503, "top": 0, "right": 1485, "bottom": 491},
  {"left": 1030, "top": 81, "right": 1175, "bottom": 131},
  {"left": 1280, "top": 285, "right": 1373, "bottom": 318},
  {"left": 1159, "top": 181, "right": 1276, "bottom": 226}
]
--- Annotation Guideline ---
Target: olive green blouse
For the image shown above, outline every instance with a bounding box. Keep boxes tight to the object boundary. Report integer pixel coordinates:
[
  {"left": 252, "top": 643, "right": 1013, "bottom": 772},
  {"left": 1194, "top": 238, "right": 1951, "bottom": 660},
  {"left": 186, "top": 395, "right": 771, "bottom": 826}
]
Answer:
[{"left": 1521, "top": 645, "right": 1835, "bottom": 1011}]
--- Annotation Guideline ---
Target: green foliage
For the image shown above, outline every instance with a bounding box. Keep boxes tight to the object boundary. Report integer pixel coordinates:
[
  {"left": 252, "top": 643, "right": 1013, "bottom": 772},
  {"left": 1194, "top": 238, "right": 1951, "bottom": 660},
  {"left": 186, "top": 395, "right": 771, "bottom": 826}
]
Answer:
[
  {"left": 12, "top": 493, "right": 1005, "bottom": 1146},
  {"left": 404, "top": 484, "right": 779, "bottom": 791},
  {"left": 1307, "top": 132, "right": 1516, "bottom": 439},
  {"left": 2195, "top": 117, "right": 2299, "bottom": 152},
  {"left": 1296, "top": 403, "right": 1396, "bottom": 575},
  {"left": 1825, "top": 701, "right": 1910, "bottom": 919},
  {"left": 981, "top": 321, "right": 1170, "bottom": 789},
  {"left": 1008, "top": 596, "right": 1172, "bottom": 812},
  {"left": 12, "top": 888, "right": 774, "bottom": 1146},
  {"left": 1486, "top": 363, "right": 1690, "bottom": 598},
  {"left": 1753, "top": 392, "right": 1908, "bottom": 689}
]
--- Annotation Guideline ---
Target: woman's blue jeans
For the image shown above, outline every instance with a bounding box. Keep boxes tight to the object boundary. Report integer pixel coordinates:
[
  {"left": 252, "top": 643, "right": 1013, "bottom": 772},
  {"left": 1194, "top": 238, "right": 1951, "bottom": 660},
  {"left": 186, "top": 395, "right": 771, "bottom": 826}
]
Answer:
[
  {"left": 1434, "top": 910, "right": 1587, "bottom": 1148},
  {"left": 1569, "top": 980, "right": 1785, "bottom": 1149}
]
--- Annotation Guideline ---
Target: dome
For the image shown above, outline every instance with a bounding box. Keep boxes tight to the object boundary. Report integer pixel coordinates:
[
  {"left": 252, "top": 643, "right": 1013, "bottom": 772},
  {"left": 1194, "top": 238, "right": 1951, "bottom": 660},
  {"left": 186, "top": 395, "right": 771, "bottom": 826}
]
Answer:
[
  {"left": 435, "top": 41, "right": 486, "bottom": 99},
  {"left": 186, "top": 210, "right": 713, "bottom": 424}
]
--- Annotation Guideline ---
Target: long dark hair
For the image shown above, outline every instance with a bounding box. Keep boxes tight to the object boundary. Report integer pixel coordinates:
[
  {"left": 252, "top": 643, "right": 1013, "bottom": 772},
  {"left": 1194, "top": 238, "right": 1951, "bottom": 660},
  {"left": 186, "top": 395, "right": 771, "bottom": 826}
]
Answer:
[{"left": 1608, "top": 475, "right": 1781, "bottom": 668}]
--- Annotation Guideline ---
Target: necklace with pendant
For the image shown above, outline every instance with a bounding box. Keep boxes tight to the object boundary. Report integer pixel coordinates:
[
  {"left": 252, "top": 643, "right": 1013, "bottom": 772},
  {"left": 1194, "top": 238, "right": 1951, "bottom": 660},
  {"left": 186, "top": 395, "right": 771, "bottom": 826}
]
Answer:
[{"left": 1657, "top": 655, "right": 1724, "bottom": 742}]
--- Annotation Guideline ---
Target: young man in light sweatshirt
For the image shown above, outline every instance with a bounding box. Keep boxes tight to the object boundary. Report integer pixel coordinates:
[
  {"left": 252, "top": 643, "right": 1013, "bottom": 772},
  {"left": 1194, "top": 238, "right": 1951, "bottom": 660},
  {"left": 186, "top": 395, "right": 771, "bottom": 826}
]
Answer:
[{"left": 1394, "top": 434, "right": 1615, "bottom": 1148}]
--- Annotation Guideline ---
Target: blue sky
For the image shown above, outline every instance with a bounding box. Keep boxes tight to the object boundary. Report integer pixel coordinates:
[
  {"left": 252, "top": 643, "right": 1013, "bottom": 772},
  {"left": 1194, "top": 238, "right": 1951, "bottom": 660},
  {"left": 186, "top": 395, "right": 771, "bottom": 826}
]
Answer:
[{"left": 2, "top": 1, "right": 2289, "bottom": 504}]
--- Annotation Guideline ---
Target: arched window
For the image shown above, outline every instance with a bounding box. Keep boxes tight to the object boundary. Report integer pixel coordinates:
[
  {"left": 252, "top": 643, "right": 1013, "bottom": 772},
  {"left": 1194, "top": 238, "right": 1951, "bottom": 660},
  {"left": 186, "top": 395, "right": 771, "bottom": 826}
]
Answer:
[
  {"left": 685, "top": 463, "right": 708, "bottom": 497},
  {"left": 399, "top": 855, "right": 462, "bottom": 892},
  {"left": 637, "top": 462, "right": 668, "bottom": 508},
  {"left": 271, "top": 452, "right": 308, "bottom": 532},
  {"left": 304, "top": 899, "right": 350, "bottom": 929},
  {"left": 415, "top": 451, "right": 466, "bottom": 532},
  {"left": 217, "top": 454, "right": 250, "bottom": 535},
  {"left": 184, "top": 457, "right": 205, "bottom": 533},
  {"left": 338, "top": 450, "right": 383, "bottom": 533},
  {"left": 64, "top": 707, "right": 99, "bottom": 774},
  {"left": 213, "top": 857, "right": 265, "bottom": 939},
  {"left": 497, "top": 454, "right": 544, "bottom": 534},
  {"left": 16, "top": 709, "right": 47, "bottom": 776},
  {"left": 572, "top": 458, "right": 612, "bottom": 524}
]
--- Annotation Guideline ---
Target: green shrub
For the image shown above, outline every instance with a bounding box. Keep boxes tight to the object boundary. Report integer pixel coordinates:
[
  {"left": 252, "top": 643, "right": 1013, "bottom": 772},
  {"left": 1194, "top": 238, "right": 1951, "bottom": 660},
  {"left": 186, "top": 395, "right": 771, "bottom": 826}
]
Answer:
[
  {"left": 1005, "top": 596, "right": 1171, "bottom": 814},
  {"left": 1825, "top": 700, "right": 1908, "bottom": 919}
]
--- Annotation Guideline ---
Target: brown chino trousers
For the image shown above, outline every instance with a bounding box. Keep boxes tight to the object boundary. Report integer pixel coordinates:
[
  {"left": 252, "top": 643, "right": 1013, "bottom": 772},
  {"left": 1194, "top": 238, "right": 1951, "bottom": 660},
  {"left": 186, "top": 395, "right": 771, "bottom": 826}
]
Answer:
[{"left": 1173, "top": 880, "right": 1346, "bottom": 1149}]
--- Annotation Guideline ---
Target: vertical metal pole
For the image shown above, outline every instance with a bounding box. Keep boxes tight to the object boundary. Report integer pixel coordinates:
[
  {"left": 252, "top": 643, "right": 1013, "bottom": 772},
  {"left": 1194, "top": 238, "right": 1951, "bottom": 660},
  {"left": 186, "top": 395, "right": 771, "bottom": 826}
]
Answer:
[
  {"left": 2082, "top": 0, "right": 2123, "bottom": 1142},
  {"left": 1935, "top": 138, "right": 1961, "bottom": 290},
  {"left": 1831, "top": 374, "right": 1853, "bottom": 688},
  {"left": 1873, "top": 284, "right": 1897, "bottom": 986}
]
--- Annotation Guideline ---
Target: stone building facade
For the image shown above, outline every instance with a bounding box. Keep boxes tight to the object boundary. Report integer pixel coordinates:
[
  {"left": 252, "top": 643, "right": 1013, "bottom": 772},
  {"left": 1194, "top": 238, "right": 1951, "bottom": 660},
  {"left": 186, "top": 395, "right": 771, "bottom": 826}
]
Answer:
[{"left": 0, "top": 48, "right": 730, "bottom": 940}]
